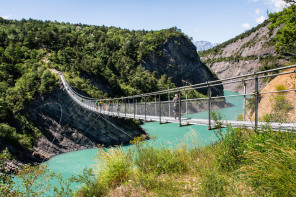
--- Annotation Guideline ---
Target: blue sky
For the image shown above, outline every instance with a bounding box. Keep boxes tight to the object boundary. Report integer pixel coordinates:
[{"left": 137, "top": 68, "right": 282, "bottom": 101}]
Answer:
[{"left": 0, "top": 0, "right": 291, "bottom": 43}]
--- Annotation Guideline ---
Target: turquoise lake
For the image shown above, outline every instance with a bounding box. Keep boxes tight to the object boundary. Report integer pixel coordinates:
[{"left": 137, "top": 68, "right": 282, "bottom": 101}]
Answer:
[{"left": 13, "top": 90, "right": 245, "bottom": 194}]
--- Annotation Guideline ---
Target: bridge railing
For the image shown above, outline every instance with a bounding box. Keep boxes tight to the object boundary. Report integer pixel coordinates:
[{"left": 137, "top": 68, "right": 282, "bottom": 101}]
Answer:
[{"left": 60, "top": 64, "right": 296, "bottom": 131}]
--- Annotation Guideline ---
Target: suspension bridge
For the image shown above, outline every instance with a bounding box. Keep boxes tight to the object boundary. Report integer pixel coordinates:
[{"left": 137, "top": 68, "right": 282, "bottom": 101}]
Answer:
[{"left": 60, "top": 65, "right": 296, "bottom": 131}]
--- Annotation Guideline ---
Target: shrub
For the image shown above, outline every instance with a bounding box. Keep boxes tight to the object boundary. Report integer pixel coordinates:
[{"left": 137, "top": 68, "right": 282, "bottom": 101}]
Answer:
[
  {"left": 199, "top": 169, "right": 227, "bottom": 197},
  {"left": 0, "top": 148, "right": 16, "bottom": 196},
  {"left": 236, "top": 113, "right": 244, "bottom": 121},
  {"left": 275, "top": 84, "right": 286, "bottom": 91},
  {"left": 0, "top": 123, "right": 32, "bottom": 149},
  {"left": 215, "top": 127, "right": 247, "bottom": 171},
  {"left": 134, "top": 145, "right": 191, "bottom": 175},
  {"left": 273, "top": 94, "right": 293, "bottom": 112},
  {"left": 95, "top": 147, "right": 133, "bottom": 188},
  {"left": 260, "top": 113, "right": 284, "bottom": 122}
]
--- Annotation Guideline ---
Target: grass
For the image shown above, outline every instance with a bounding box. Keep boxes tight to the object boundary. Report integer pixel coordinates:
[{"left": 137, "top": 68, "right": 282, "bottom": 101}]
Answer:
[
  {"left": 2, "top": 123, "right": 296, "bottom": 196},
  {"left": 72, "top": 124, "right": 296, "bottom": 196},
  {"left": 260, "top": 85, "right": 294, "bottom": 123},
  {"left": 239, "top": 140, "right": 296, "bottom": 196},
  {"left": 275, "top": 84, "right": 287, "bottom": 91}
]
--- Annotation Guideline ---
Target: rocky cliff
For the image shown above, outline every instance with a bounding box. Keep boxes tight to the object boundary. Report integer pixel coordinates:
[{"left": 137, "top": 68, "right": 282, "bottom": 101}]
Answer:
[
  {"left": 199, "top": 22, "right": 291, "bottom": 93},
  {"left": 140, "top": 36, "right": 224, "bottom": 96},
  {"left": 4, "top": 82, "right": 146, "bottom": 168}
]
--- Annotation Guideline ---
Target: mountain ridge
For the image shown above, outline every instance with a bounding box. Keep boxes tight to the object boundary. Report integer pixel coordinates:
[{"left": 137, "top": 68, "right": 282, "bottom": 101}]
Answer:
[
  {"left": 199, "top": 4, "right": 296, "bottom": 93},
  {"left": 193, "top": 40, "right": 219, "bottom": 51}
]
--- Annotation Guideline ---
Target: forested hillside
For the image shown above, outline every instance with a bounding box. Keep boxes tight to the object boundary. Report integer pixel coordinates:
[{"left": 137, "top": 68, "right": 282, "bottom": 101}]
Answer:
[{"left": 0, "top": 18, "right": 218, "bottom": 158}]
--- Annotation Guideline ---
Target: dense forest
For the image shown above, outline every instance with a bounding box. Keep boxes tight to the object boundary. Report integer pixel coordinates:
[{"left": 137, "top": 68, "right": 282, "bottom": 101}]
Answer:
[{"left": 0, "top": 18, "right": 190, "bottom": 151}]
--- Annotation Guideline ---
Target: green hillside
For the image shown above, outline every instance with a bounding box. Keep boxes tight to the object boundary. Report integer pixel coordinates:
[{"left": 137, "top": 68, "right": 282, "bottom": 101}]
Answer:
[{"left": 0, "top": 18, "right": 188, "bottom": 151}]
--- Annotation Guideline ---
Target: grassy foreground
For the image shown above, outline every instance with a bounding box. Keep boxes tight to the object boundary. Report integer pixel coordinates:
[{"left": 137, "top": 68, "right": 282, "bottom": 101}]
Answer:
[
  {"left": 1, "top": 125, "right": 296, "bottom": 196},
  {"left": 76, "top": 125, "right": 296, "bottom": 197}
]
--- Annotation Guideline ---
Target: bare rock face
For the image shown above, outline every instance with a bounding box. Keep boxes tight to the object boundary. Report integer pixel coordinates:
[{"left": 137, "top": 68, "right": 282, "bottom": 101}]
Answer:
[
  {"left": 201, "top": 23, "right": 290, "bottom": 93},
  {"left": 140, "top": 36, "right": 224, "bottom": 96},
  {"left": 19, "top": 84, "right": 145, "bottom": 163},
  {"left": 206, "top": 25, "right": 279, "bottom": 59}
]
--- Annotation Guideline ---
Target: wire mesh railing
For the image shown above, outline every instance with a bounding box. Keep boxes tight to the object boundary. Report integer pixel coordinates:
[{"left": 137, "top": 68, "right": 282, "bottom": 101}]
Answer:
[{"left": 60, "top": 64, "right": 296, "bottom": 131}]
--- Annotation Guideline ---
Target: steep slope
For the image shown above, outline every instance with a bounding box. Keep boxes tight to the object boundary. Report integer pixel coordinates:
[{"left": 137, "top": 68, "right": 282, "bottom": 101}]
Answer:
[
  {"left": 199, "top": 22, "right": 283, "bottom": 93},
  {"left": 247, "top": 68, "right": 295, "bottom": 122},
  {"left": 199, "top": 5, "right": 296, "bottom": 93},
  {"left": 140, "top": 36, "right": 223, "bottom": 96},
  {"left": 0, "top": 19, "right": 223, "bottom": 166},
  {"left": 1, "top": 79, "right": 146, "bottom": 169}
]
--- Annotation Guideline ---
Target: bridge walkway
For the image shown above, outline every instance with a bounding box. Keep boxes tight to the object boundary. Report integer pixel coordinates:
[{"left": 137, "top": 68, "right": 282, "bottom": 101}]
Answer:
[{"left": 59, "top": 66, "right": 296, "bottom": 131}]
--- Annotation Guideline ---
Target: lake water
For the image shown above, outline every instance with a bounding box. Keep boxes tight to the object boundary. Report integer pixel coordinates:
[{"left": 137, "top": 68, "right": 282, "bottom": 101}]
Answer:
[
  {"left": 46, "top": 123, "right": 219, "bottom": 180},
  {"left": 13, "top": 90, "right": 243, "bottom": 194}
]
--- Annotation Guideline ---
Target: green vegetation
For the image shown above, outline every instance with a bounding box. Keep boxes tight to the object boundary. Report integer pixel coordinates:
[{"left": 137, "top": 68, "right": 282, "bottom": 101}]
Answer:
[
  {"left": 2, "top": 122, "right": 296, "bottom": 196},
  {"left": 261, "top": 85, "right": 294, "bottom": 123},
  {"left": 268, "top": 4, "right": 296, "bottom": 58},
  {"left": 81, "top": 126, "right": 295, "bottom": 196},
  {"left": 0, "top": 17, "right": 189, "bottom": 151},
  {"left": 0, "top": 156, "right": 96, "bottom": 197},
  {"left": 199, "top": 4, "right": 296, "bottom": 70}
]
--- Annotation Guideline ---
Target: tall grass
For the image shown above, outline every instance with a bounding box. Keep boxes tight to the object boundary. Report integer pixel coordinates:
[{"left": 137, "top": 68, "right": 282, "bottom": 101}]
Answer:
[
  {"left": 134, "top": 145, "right": 191, "bottom": 175},
  {"left": 239, "top": 140, "right": 296, "bottom": 196},
  {"left": 60, "top": 125, "right": 296, "bottom": 196},
  {"left": 96, "top": 147, "right": 132, "bottom": 187},
  {"left": 2, "top": 124, "right": 295, "bottom": 196}
]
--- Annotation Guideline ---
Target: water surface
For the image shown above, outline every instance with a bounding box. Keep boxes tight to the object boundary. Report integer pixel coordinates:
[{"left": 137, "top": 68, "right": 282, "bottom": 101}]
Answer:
[{"left": 15, "top": 90, "right": 242, "bottom": 194}]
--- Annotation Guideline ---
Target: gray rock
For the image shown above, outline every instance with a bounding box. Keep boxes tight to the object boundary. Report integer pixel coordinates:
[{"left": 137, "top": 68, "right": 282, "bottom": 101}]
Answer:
[
  {"left": 140, "top": 36, "right": 224, "bottom": 96},
  {"left": 201, "top": 23, "right": 290, "bottom": 93},
  {"left": 12, "top": 84, "right": 146, "bottom": 165}
]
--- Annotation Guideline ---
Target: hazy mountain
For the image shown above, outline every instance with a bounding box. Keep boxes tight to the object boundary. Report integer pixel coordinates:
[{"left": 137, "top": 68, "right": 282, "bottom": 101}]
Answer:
[{"left": 194, "top": 41, "right": 219, "bottom": 51}]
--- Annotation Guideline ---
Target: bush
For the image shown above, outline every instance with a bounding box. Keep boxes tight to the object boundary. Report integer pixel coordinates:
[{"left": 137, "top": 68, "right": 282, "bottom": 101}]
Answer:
[
  {"left": 134, "top": 145, "right": 190, "bottom": 175},
  {"left": 273, "top": 95, "right": 293, "bottom": 112},
  {"left": 236, "top": 113, "right": 244, "bottom": 121},
  {"left": 275, "top": 84, "right": 286, "bottom": 91},
  {"left": 0, "top": 123, "right": 32, "bottom": 149},
  {"left": 215, "top": 127, "right": 247, "bottom": 171},
  {"left": 96, "top": 147, "right": 133, "bottom": 188},
  {"left": 199, "top": 169, "right": 227, "bottom": 197}
]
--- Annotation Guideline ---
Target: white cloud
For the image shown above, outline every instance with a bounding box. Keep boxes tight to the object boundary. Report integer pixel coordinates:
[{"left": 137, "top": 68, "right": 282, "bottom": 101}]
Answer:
[
  {"left": 242, "top": 23, "right": 251, "bottom": 29},
  {"left": 256, "top": 16, "right": 266, "bottom": 23},
  {"left": 251, "top": 0, "right": 290, "bottom": 12},
  {"left": 255, "top": 8, "right": 261, "bottom": 14},
  {"left": 265, "top": 0, "right": 290, "bottom": 12}
]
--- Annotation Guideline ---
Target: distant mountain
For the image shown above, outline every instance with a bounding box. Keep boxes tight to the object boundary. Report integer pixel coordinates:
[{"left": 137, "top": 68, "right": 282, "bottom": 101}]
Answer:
[{"left": 193, "top": 41, "right": 219, "bottom": 51}]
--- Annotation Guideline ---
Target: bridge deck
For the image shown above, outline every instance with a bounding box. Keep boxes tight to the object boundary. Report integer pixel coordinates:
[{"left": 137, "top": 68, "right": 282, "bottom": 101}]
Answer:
[{"left": 60, "top": 74, "right": 296, "bottom": 131}]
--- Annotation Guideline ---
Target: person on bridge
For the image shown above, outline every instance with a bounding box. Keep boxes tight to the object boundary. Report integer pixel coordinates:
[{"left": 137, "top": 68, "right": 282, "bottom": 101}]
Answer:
[
  {"left": 108, "top": 101, "right": 112, "bottom": 112},
  {"left": 95, "top": 100, "right": 99, "bottom": 110},
  {"left": 99, "top": 100, "right": 103, "bottom": 112},
  {"left": 172, "top": 94, "right": 180, "bottom": 119},
  {"left": 117, "top": 104, "right": 121, "bottom": 115}
]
